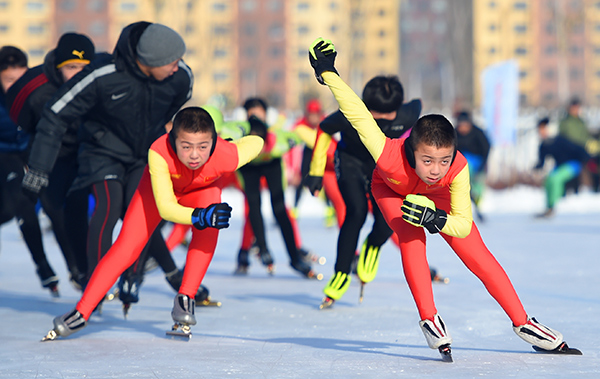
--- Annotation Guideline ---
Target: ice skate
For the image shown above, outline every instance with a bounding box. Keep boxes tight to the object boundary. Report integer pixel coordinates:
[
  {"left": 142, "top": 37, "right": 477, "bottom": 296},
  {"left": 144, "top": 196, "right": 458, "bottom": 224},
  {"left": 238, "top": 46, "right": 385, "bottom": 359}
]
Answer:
[
  {"left": 320, "top": 272, "right": 351, "bottom": 309},
  {"left": 298, "top": 247, "right": 326, "bottom": 265},
  {"left": 430, "top": 268, "right": 450, "bottom": 284},
  {"left": 195, "top": 285, "right": 221, "bottom": 307},
  {"left": 356, "top": 239, "right": 381, "bottom": 284},
  {"left": 291, "top": 259, "right": 322, "bottom": 280},
  {"left": 118, "top": 274, "right": 142, "bottom": 318},
  {"left": 513, "top": 316, "right": 567, "bottom": 352},
  {"left": 167, "top": 294, "right": 196, "bottom": 340},
  {"left": 41, "top": 309, "right": 87, "bottom": 341},
  {"left": 233, "top": 248, "right": 250, "bottom": 275},
  {"left": 258, "top": 249, "right": 275, "bottom": 275},
  {"left": 37, "top": 262, "right": 59, "bottom": 298},
  {"left": 419, "top": 313, "right": 453, "bottom": 362}
]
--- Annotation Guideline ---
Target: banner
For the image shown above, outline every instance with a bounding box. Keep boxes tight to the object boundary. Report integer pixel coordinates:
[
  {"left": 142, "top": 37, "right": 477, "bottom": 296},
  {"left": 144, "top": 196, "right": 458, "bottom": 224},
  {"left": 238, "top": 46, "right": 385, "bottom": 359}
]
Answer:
[{"left": 481, "top": 60, "right": 519, "bottom": 146}]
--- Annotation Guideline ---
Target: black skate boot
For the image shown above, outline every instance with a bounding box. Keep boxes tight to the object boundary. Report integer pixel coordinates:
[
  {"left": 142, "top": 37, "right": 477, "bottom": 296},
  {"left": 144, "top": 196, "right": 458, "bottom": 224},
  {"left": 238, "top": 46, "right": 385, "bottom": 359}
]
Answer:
[
  {"left": 118, "top": 274, "right": 142, "bottom": 318},
  {"left": 233, "top": 248, "right": 250, "bottom": 275},
  {"left": 259, "top": 248, "right": 275, "bottom": 275},
  {"left": 42, "top": 308, "right": 87, "bottom": 341},
  {"left": 291, "top": 260, "right": 323, "bottom": 280},
  {"left": 36, "top": 262, "right": 59, "bottom": 298},
  {"left": 167, "top": 294, "right": 196, "bottom": 339},
  {"left": 166, "top": 269, "right": 221, "bottom": 307}
]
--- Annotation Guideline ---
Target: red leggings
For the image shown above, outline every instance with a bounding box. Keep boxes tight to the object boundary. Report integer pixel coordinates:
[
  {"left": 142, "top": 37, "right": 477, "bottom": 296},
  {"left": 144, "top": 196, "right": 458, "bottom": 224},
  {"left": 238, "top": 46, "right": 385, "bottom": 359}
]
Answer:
[
  {"left": 372, "top": 180, "right": 527, "bottom": 326},
  {"left": 76, "top": 171, "right": 220, "bottom": 320}
]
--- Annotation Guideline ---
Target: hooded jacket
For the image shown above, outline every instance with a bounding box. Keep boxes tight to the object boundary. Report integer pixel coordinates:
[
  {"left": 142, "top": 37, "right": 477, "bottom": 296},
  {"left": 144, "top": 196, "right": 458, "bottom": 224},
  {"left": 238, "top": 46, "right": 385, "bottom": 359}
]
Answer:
[{"left": 26, "top": 21, "right": 193, "bottom": 187}]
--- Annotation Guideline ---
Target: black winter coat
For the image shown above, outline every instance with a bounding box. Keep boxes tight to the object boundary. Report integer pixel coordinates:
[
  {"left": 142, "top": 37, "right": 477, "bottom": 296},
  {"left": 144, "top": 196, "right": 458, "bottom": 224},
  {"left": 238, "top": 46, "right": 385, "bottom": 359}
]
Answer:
[{"left": 27, "top": 21, "right": 193, "bottom": 189}]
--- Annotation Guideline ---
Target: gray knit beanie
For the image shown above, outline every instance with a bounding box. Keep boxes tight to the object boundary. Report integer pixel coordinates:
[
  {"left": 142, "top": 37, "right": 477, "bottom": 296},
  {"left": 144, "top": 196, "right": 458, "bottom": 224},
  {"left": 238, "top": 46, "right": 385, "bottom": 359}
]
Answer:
[{"left": 136, "top": 24, "right": 186, "bottom": 67}]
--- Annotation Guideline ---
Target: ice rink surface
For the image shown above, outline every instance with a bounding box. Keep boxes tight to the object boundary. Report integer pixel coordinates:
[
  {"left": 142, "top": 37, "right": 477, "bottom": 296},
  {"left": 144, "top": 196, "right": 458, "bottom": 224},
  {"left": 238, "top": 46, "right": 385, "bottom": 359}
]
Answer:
[{"left": 1, "top": 187, "right": 599, "bottom": 378}]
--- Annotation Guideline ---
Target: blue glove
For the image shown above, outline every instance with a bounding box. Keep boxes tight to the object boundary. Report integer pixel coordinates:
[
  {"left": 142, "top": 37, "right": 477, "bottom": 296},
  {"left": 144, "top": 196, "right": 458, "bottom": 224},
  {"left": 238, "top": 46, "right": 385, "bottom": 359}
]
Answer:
[
  {"left": 401, "top": 194, "right": 447, "bottom": 234},
  {"left": 308, "top": 37, "right": 338, "bottom": 85},
  {"left": 191, "top": 203, "right": 233, "bottom": 230}
]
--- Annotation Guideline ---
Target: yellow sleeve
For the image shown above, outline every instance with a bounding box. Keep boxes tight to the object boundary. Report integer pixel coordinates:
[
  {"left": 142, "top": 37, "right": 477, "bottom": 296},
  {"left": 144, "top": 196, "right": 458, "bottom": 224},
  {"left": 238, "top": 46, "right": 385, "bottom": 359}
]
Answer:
[
  {"left": 232, "top": 135, "right": 264, "bottom": 169},
  {"left": 308, "top": 131, "right": 331, "bottom": 176},
  {"left": 294, "top": 124, "right": 317, "bottom": 149},
  {"left": 322, "top": 71, "right": 386, "bottom": 162},
  {"left": 440, "top": 166, "right": 473, "bottom": 238},
  {"left": 148, "top": 149, "right": 194, "bottom": 225}
]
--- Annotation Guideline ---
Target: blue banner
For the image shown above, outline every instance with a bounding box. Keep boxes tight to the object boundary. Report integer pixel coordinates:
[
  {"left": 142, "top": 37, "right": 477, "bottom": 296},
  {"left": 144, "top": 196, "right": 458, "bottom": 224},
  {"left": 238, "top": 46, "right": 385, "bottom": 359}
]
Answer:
[{"left": 481, "top": 60, "right": 519, "bottom": 146}]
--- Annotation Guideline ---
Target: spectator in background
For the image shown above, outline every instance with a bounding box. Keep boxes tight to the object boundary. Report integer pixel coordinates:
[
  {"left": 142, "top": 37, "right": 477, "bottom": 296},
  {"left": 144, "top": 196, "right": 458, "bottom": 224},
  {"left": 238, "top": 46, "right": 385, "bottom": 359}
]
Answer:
[
  {"left": 558, "top": 97, "right": 591, "bottom": 193},
  {"left": 0, "top": 45, "right": 60, "bottom": 296},
  {"left": 534, "top": 117, "right": 590, "bottom": 218},
  {"left": 455, "top": 111, "right": 490, "bottom": 222}
]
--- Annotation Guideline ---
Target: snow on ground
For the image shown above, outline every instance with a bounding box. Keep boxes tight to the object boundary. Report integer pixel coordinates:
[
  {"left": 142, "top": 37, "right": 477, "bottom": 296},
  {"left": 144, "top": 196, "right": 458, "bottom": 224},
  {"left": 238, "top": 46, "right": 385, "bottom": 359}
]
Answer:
[{"left": 1, "top": 187, "right": 599, "bottom": 378}]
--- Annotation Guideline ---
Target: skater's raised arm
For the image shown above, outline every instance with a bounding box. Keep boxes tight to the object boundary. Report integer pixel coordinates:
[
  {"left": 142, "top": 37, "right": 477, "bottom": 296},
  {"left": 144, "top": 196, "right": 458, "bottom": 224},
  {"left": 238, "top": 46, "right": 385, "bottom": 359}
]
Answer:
[{"left": 308, "top": 38, "right": 386, "bottom": 163}]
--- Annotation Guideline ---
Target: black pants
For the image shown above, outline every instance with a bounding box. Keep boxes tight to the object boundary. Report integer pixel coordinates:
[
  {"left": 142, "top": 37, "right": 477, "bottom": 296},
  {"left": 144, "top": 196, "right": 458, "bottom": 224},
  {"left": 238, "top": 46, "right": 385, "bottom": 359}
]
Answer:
[
  {"left": 334, "top": 151, "right": 392, "bottom": 274},
  {"left": 86, "top": 165, "right": 176, "bottom": 284},
  {"left": 0, "top": 151, "right": 53, "bottom": 275},
  {"left": 239, "top": 158, "right": 301, "bottom": 264},
  {"left": 39, "top": 154, "right": 88, "bottom": 278}
]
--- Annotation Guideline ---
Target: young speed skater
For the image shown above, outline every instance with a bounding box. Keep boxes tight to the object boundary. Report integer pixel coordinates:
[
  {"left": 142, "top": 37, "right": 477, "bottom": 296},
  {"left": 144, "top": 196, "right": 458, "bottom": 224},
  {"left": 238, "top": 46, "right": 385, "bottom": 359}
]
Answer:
[
  {"left": 308, "top": 37, "right": 581, "bottom": 361},
  {"left": 42, "top": 106, "right": 264, "bottom": 340}
]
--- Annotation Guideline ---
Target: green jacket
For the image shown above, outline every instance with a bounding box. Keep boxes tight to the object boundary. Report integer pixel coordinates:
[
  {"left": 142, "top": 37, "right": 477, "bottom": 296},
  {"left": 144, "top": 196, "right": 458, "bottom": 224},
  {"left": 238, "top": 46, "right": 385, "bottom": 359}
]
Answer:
[{"left": 558, "top": 115, "right": 590, "bottom": 147}]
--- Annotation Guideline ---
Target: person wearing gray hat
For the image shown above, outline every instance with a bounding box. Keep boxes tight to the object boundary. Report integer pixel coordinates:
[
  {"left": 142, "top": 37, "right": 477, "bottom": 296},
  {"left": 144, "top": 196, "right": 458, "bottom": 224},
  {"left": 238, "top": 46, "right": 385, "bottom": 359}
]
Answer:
[{"left": 22, "top": 22, "right": 208, "bottom": 321}]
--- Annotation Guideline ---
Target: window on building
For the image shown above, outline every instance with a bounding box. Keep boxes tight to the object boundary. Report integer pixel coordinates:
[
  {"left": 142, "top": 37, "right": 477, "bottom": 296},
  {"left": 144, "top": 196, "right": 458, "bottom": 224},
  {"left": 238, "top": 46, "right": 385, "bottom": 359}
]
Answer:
[
  {"left": 544, "top": 69, "right": 555, "bottom": 79},
  {"left": 433, "top": 21, "right": 446, "bottom": 34},
  {"left": 120, "top": 2, "right": 137, "bottom": 11},
  {"left": 213, "top": 25, "right": 230, "bottom": 36},
  {"left": 60, "top": 0, "right": 75, "bottom": 11},
  {"left": 214, "top": 48, "right": 227, "bottom": 58},
  {"left": 570, "top": 45, "right": 581, "bottom": 55},
  {"left": 270, "top": 70, "right": 282, "bottom": 81},
  {"left": 242, "top": 69, "right": 256, "bottom": 81},
  {"left": 88, "top": 0, "right": 104, "bottom": 11},
  {"left": 244, "top": 46, "right": 257, "bottom": 58},
  {"left": 570, "top": 68, "right": 581, "bottom": 79},
  {"left": 186, "top": 0, "right": 194, "bottom": 10},
  {"left": 299, "top": 72, "right": 310, "bottom": 81},
  {"left": 489, "top": 24, "right": 497, "bottom": 31},
  {"left": 297, "top": 2, "right": 309, "bottom": 11},
  {"left": 186, "top": 48, "right": 196, "bottom": 56},
  {"left": 379, "top": 50, "right": 386, "bottom": 57},
  {"left": 543, "top": 93, "right": 554, "bottom": 102},
  {"left": 570, "top": 0, "right": 582, "bottom": 10},
  {"left": 26, "top": 1, "right": 45, "bottom": 11},
  {"left": 329, "top": 1, "right": 338, "bottom": 10},
  {"left": 546, "top": 22, "right": 556, "bottom": 34},
  {"left": 59, "top": 22, "right": 77, "bottom": 34},
  {"left": 519, "top": 93, "right": 528, "bottom": 105},
  {"left": 0, "top": 1, "right": 8, "bottom": 10},
  {"left": 267, "top": 0, "right": 282, "bottom": 11},
  {"left": 379, "top": 29, "right": 386, "bottom": 37},
  {"left": 0, "top": 24, "right": 9, "bottom": 33},
  {"left": 519, "top": 70, "right": 528, "bottom": 78},
  {"left": 212, "top": 2, "right": 227, "bottom": 11},
  {"left": 241, "top": 0, "right": 256, "bottom": 12},
  {"left": 28, "top": 48, "right": 45, "bottom": 58},
  {"left": 515, "top": 47, "right": 528, "bottom": 55},
  {"left": 330, "top": 24, "right": 338, "bottom": 34},
  {"left": 432, "top": 0, "right": 447, "bottom": 13},
  {"left": 379, "top": 9, "right": 386, "bottom": 17},
  {"left": 269, "top": 46, "right": 282, "bottom": 57},
  {"left": 488, "top": 1, "right": 497, "bottom": 8},
  {"left": 268, "top": 23, "right": 283, "bottom": 38},
  {"left": 297, "top": 48, "right": 306, "bottom": 57},
  {"left": 213, "top": 72, "right": 229, "bottom": 82},
  {"left": 89, "top": 21, "right": 106, "bottom": 36},
  {"left": 28, "top": 24, "right": 45, "bottom": 35},
  {"left": 544, "top": 45, "right": 557, "bottom": 55},
  {"left": 489, "top": 47, "right": 496, "bottom": 54},
  {"left": 514, "top": 24, "right": 527, "bottom": 33},
  {"left": 514, "top": 2, "right": 527, "bottom": 9},
  {"left": 185, "top": 24, "right": 194, "bottom": 34},
  {"left": 297, "top": 25, "right": 309, "bottom": 35},
  {"left": 242, "top": 23, "right": 256, "bottom": 36}
]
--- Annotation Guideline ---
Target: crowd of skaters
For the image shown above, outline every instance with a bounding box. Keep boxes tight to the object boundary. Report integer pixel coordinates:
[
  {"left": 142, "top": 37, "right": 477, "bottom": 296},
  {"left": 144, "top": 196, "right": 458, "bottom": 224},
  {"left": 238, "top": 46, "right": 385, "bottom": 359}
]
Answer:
[{"left": 0, "top": 23, "right": 594, "bottom": 357}]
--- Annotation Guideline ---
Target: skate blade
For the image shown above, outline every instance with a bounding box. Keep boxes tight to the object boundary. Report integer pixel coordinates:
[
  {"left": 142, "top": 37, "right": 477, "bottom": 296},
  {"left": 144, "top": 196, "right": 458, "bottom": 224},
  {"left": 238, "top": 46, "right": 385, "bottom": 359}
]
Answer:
[
  {"left": 319, "top": 297, "right": 334, "bottom": 310},
  {"left": 49, "top": 285, "right": 60, "bottom": 298},
  {"left": 317, "top": 256, "right": 326, "bottom": 265},
  {"left": 105, "top": 289, "right": 119, "bottom": 301},
  {"left": 532, "top": 342, "right": 582, "bottom": 355},
  {"left": 122, "top": 303, "right": 131, "bottom": 319},
  {"left": 433, "top": 275, "right": 450, "bottom": 284},
  {"left": 359, "top": 282, "right": 365, "bottom": 303},
  {"left": 41, "top": 329, "right": 57, "bottom": 342},
  {"left": 166, "top": 323, "right": 192, "bottom": 340},
  {"left": 199, "top": 298, "right": 222, "bottom": 307},
  {"left": 267, "top": 264, "right": 275, "bottom": 275},
  {"left": 307, "top": 271, "right": 323, "bottom": 280},
  {"left": 438, "top": 344, "right": 453, "bottom": 362}
]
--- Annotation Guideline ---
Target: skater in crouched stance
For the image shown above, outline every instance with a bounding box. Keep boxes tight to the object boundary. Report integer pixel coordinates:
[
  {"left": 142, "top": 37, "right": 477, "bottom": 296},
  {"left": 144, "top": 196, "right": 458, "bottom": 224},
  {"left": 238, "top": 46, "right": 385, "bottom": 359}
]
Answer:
[
  {"left": 308, "top": 38, "right": 581, "bottom": 360},
  {"left": 43, "top": 107, "right": 263, "bottom": 340}
]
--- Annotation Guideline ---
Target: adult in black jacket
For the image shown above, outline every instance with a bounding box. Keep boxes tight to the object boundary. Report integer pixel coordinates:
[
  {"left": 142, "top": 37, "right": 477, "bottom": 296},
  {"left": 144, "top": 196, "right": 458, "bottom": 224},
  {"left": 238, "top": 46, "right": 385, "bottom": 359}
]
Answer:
[
  {"left": 21, "top": 22, "right": 194, "bottom": 312},
  {"left": 6, "top": 32, "right": 96, "bottom": 288},
  {"left": 305, "top": 76, "right": 421, "bottom": 307}
]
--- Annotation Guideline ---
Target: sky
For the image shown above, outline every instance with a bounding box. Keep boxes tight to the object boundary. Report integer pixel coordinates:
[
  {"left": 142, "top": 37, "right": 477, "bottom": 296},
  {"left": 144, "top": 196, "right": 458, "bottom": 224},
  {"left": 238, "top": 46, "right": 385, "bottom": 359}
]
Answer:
[{"left": 0, "top": 187, "right": 599, "bottom": 378}]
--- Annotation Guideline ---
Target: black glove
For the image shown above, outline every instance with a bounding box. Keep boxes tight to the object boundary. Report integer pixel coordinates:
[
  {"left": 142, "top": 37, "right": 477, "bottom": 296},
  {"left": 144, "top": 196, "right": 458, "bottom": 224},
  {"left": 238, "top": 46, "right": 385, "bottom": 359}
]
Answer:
[
  {"left": 401, "top": 194, "right": 447, "bottom": 234},
  {"left": 191, "top": 203, "right": 233, "bottom": 230},
  {"left": 22, "top": 167, "right": 49, "bottom": 202},
  {"left": 308, "top": 37, "right": 338, "bottom": 85},
  {"left": 303, "top": 175, "right": 323, "bottom": 196}
]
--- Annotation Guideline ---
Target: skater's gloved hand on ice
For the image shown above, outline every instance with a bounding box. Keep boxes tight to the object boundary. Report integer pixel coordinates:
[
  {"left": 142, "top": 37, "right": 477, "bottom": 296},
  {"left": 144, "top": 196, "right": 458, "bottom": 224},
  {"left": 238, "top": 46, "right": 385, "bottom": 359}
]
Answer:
[
  {"left": 304, "top": 175, "right": 323, "bottom": 197},
  {"left": 22, "top": 167, "right": 49, "bottom": 202},
  {"left": 192, "top": 203, "right": 233, "bottom": 230},
  {"left": 401, "top": 194, "right": 447, "bottom": 234},
  {"left": 308, "top": 37, "right": 338, "bottom": 85}
]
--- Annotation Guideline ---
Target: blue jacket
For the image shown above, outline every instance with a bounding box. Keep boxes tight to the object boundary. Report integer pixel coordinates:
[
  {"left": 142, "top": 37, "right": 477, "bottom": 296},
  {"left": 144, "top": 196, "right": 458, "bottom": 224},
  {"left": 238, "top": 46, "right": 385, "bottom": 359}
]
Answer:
[{"left": 0, "top": 94, "right": 29, "bottom": 153}]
